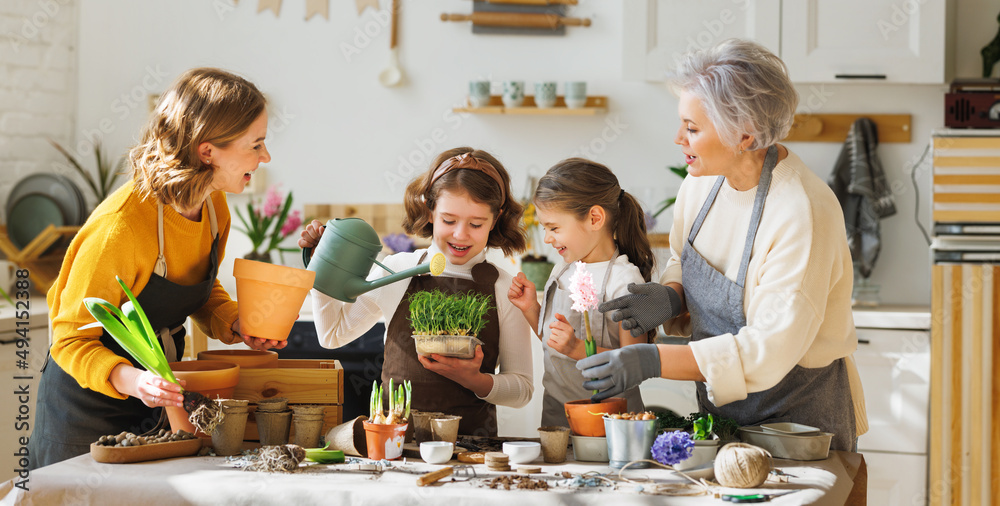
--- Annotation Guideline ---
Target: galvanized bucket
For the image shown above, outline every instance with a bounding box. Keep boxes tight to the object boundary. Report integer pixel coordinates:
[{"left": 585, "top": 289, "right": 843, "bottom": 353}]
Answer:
[{"left": 604, "top": 416, "right": 658, "bottom": 469}]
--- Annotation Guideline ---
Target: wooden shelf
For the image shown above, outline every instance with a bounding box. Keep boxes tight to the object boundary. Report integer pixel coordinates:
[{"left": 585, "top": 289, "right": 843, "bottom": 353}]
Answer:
[
  {"left": 784, "top": 114, "right": 911, "bottom": 143},
  {"left": 453, "top": 95, "right": 607, "bottom": 115},
  {"left": 0, "top": 224, "right": 80, "bottom": 293},
  {"left": 648, "top": 233, "right": 670, "bottom": 248}
]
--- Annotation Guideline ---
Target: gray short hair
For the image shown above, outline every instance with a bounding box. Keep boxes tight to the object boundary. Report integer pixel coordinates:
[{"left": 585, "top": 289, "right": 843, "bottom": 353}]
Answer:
[{"left": 668, "top": 39, "right": 798, "bottom": 150}]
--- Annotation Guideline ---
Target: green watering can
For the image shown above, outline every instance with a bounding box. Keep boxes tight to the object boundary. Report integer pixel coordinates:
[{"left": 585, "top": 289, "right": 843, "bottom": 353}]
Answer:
[{"left": 302, "top": 218, "right": 446, "bottom": 303}]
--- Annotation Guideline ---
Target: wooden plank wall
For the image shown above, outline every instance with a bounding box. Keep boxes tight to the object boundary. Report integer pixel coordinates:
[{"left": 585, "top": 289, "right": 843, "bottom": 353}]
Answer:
[{"left": 930, "top": 264, "right": 998, "bottom": 506}]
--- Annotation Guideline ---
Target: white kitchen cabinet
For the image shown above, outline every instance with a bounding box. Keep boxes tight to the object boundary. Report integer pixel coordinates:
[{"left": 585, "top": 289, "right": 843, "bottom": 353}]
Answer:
[
  {"left": 852, "top": 306, "right": 931, "bottom": 506},
  {"left": 622, "top": 0, "right": 780, "bottom": 82},
  {"left": 780, "top": 0, "right": 955, "bottom": 84},
  {"left": 865, "top": 452, "right": 929, "bottom": 506},
  {"left": 623, "top": 0, "right": 954, "bottom": 84}
]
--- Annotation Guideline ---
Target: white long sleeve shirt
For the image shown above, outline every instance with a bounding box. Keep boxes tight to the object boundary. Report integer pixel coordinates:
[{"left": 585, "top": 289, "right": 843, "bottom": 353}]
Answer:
[
  {"left": 660, "top": 150, "right": 867, "bottom": 434},
  {"left": 311, "top": 243, "right": 533, "bottom": 408}
]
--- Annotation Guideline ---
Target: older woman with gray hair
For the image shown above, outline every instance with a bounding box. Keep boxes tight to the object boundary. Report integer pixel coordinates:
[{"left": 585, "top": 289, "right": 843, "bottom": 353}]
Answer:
[{"left": 578, "top": 39, "right": 866, "bottom": 451}]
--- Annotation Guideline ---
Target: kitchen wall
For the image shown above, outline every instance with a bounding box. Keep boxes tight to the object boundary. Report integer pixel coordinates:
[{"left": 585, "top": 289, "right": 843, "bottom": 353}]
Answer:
[
  {"left": 0, "top": 0, "right": 79, "bottom": 207},
  {"left": 64, "top": 0, "right": 995, "bottom": 306}
]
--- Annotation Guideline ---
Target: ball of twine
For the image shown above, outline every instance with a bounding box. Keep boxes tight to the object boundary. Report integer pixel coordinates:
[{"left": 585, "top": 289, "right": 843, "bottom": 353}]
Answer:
[{"left": 713, "top": 443, "right": 772, "bottom": 488}]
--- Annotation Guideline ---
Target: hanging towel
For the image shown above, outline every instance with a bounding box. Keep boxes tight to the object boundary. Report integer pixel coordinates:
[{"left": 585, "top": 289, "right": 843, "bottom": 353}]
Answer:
[{"left": 828, "top": 117, "right": 897, "bottom": 279}]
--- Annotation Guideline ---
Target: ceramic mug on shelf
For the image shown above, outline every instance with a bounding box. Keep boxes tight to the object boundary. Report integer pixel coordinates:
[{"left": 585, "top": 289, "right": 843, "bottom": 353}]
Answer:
[
  {"left": 534, "top": 82, "right": 557, "bottom": 108},
  {"left": 469, "top": 80, "right": 491, "bottom": 108},
  {"left": 502, "top": 80, "right": 525, "bottom": 108},
  {"left": 565, "top": 81, "right": 587, "bottom": 109}
]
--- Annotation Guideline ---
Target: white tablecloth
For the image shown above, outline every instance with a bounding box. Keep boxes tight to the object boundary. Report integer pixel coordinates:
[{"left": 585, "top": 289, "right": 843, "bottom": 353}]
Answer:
[{"left": 0, "top": 451, "right": 864, "bottom": 506}]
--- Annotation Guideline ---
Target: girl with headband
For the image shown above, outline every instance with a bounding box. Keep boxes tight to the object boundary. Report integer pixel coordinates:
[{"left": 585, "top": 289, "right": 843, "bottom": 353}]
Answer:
[{"left": 299, "top": 147, "right": 532, "bottom": 437}]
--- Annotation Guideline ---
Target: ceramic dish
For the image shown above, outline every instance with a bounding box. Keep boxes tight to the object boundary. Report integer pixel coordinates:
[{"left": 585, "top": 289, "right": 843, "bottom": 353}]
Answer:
[
  {"left": 672, "top": 460, "right": 715, "bottom": 481},
  {"left": 502, "top": 441, "right": 541, "bottom": 464},
  {"left": 570, "top": 435, "right": 609, "bottom": 462},
  {"left": 7, "top": 193, "right": 65, "bottom": 248},
  {"left": 7, "top": 173, "right": 85, "bottom": 227},
  {"left": 760, "top": 422, "right": 821, "bottom": 436},
  {"left": 739, "top": 426, "right": 833, "bottom": 461},
  {"left": 90, "top": 438, "right": 202, "bottom": 464}
]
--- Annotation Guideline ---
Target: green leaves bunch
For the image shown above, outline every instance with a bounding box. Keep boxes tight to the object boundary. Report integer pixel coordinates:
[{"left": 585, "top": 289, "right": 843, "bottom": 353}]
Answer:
[{"left": 408, "top": 290, "right": 494, "bottom": 337}]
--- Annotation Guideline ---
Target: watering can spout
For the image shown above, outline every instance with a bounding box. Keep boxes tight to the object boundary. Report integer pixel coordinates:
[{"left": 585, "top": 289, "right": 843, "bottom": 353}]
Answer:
[{"left": 302, "top": 218, "right": 447, "bottom": 303}]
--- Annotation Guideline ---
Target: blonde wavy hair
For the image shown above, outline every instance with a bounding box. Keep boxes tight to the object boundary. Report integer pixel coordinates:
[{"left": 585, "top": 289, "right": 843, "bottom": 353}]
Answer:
[{"left": 129, "top": 67, "right": 266, "bottom": 210}]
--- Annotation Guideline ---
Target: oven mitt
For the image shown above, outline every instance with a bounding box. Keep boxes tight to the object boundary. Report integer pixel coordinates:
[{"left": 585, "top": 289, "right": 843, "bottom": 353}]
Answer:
[
  {"left": 577, "top": 344, "right": 661, "bottom": 401},
  {"left": 598, "top": 282, "right": 681, "bottom": 337}
]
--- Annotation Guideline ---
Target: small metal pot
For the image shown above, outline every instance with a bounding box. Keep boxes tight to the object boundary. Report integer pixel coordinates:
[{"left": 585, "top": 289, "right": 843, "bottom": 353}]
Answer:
[{"left": 603, "top": 416, "right": 658, "bottom": 469}]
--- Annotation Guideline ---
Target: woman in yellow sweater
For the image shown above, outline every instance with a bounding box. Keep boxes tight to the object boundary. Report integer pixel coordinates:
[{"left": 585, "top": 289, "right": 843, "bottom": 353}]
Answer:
[{"left": 28, "top": 68, "right": 284, "bottom": 468}]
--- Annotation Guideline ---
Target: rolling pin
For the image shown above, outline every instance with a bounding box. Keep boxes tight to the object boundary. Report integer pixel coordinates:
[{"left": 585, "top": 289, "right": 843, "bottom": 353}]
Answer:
[
  {"left": 440, "top": 12, "right": 591, "bottom": 28},
  {"left": 471, "top": 0, "right": 578, "bottom": 4},
  {"left": 417, "top": 466, "right": 454, "bottom": 486}
]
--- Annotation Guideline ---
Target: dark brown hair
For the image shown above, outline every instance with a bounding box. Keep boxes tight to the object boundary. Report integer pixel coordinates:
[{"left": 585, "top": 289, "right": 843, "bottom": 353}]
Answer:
[
  {"left": 129, "top": 67, "right": 266, "bottom": 210},
  {"left": 534, "top": 158, "right": 654, "bottom": 283},
  {"left": 402, "top": 147, "right": 526, "bottom": 257}
]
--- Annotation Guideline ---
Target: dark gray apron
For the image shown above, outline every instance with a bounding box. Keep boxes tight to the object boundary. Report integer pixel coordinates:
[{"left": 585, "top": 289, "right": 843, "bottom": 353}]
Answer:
[
  {"left": 28, "top": 197, "right": 220, "bottom": 469},
  {"left": 682, "top": 146, "right": 856, "bottom": 451},
  {"left": 538, "top": 253, "right": 643, "bottom": 426}
]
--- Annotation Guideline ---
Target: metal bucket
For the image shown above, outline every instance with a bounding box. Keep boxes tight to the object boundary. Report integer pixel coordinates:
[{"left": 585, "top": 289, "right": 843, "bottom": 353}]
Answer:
[{"left": 604, "top": 416, "right": 659, "bottom": 469}]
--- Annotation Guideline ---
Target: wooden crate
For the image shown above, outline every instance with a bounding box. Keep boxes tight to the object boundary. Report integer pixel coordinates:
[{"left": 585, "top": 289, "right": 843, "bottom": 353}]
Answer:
[{"left": 231, "top": 359, "right": 344, "bottom": 442}]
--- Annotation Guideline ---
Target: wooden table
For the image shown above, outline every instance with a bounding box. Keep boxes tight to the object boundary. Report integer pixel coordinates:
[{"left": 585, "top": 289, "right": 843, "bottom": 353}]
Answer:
[{"left": 0, "top": 451, "right": 865, "bottom": 505}]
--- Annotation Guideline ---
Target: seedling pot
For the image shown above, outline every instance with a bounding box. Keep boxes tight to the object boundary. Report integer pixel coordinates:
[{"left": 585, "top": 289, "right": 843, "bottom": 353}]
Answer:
[
  {"left": 563, "top": 398, "right": 627, "bottom": 437},
  {"left": 363, "top": 421, "right": 408, "bottom": 460}
]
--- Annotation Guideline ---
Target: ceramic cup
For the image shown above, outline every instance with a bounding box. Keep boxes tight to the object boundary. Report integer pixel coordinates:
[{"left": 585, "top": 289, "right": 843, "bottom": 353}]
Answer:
[
  {"left": 564, "top": 81, "right": 587, "bottom": 109},
  {"left": 502, "top": 81, "right": 525, "bottom": 108},
  {"left": 469, "top": 80, "right": 491, "bottom": 108},
  {"left": 534, "top": 81, "right": 557, "bottom": 108},
  {"left": 420, "top": 441, "right": 454, "bottom": 464}
]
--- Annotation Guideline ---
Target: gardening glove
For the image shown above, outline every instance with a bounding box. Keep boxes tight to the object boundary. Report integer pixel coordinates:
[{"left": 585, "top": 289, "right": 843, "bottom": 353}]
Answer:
[
  {"left": 599, "top": 282, "right": 681, "bottom": 337},
  {"left": 577, "top": 344, "right": 661, "bottom": 401}
]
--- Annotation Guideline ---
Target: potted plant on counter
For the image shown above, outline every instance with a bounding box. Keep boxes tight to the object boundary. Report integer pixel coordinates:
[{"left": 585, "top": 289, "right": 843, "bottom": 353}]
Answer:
[
  {"left": 408, "top": 289, "right": 493, "bottom": 359},
  {"left": 519, "top": 175, "right": 554, "bottom": 288},
  {"left": 363, "top": 379, "right": 411, "bottom": 460}
]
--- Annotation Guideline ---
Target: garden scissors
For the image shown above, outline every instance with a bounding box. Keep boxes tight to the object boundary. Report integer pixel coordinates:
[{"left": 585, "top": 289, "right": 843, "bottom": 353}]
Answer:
[{"left": 721, "top": 490, "right": 800, "bottom": 503}]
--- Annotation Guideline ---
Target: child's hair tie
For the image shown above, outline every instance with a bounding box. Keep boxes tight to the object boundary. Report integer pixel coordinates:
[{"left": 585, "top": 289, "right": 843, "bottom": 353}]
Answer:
[
  {"left": 428, "top": 153, "right": 506, "bottom": 204},
  {"left": 619, "top": 189, "right": 625, "bottom": 201}
]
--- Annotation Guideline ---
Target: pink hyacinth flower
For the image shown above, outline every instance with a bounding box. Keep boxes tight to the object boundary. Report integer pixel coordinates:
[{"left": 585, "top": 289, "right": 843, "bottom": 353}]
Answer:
[
  {"left": 569, "top": 261, "right": 598, "bottom": 313},
  {"left": 262, "top": 185, "right": 283, "bottom": 218},
  {"left": 281, "top": 210, "right": 302, "bottom": 236}
]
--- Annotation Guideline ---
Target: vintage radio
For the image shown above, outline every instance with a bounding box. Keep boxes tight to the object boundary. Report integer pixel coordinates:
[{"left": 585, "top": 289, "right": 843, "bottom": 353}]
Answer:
[{"left": 945, "top": 78, "right": 1000, "bottom": 128}]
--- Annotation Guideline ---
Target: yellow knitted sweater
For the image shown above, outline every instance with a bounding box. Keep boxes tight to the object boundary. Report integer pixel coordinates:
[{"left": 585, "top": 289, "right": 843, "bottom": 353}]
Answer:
[{"left": 46, "top": 180, "right": 240, "bottom": 399}]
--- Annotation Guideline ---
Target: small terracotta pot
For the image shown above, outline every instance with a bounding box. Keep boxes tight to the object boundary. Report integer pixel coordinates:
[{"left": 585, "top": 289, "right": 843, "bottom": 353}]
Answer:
[
  {"left": 233, "top": 258, "right": 316, "bottom": 341},
  {"left": 563, "top": 398, "right": 627, "bottom": 437},
  {"left": 363, "top": 421, "right": 408, "bottom": 460},
  {"left": 211, "top": 399, "right": 250, "bottom": 456},
  {"left": 197, "top": 349, "right": 278, "bottom": 368},
  {"left": 165, "top": 360, "right": 241, "bottom": 436}
]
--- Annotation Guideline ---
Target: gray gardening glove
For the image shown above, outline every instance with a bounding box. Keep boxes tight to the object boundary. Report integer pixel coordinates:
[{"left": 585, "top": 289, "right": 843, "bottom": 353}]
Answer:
[
  {"left": 598, "top": 282, "right": 681, "bottom": 337},
  {"left": 577, "top": 344, "right": 661, "bottom": 401}
]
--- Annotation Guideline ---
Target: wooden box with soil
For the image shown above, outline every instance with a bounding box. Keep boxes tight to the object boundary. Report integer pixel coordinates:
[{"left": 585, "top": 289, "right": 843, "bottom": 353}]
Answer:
[{"left": 232, "top": 359, "right": 344, "bottom": 442}]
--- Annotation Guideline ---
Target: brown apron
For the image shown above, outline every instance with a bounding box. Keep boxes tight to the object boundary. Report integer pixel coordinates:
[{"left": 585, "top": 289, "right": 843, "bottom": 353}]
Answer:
[{"left": 383, "top": 255, "right": 500, "bottom": 437}]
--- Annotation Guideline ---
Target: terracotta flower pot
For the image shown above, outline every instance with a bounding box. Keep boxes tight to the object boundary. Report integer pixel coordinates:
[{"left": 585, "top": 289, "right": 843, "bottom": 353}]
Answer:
[
  {"left": 233, "top": 258, "right": 316, "bottom": 341},
  {"left": 563, "top": 398, "right": 627, "bottom": 437},
  {"left": 197, "top": 349, "right": 278, "bottom": 368},
  {"left": 363, "top": 421, "right": 408, "bottom": 460},
  {"left": 165, "top": 360, "right": 241, "bottom": 436}
]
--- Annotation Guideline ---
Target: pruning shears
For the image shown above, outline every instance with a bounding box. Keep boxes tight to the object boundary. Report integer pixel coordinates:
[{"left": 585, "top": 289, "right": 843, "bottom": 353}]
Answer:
[{"left": 721, "top": 490, "right": 800, "bottom": 503}]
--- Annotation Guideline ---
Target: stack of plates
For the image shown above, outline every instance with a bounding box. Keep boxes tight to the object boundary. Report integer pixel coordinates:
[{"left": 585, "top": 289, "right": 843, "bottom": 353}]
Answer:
[{"left": 5, "top": 173, "right": 86, "bottom": 249}]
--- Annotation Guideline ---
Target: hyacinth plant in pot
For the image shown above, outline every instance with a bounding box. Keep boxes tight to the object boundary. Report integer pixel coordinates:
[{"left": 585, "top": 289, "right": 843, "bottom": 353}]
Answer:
[
  {"left": 80, "top": 277, "right": 222, "bottom": 432},
  {"left": 653, "top": 413, "right": 730, "bottom": 472},
  {"left": 234, "top": 185, "right": 303, "bottom": 264},
  {"left": 363, "top": 379, "right": 412, "bottom": 460}
]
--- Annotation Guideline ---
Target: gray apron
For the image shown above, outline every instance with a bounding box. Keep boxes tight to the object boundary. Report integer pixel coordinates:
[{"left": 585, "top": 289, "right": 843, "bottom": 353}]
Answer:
[
  {"left": 28, "top": 197, "right": 220, "bottom": 469},
  {"left": 682, "top": 146, "right": 855, "bottom": 451},
  {"left": 538, "top": 253, "right": 644, "bottom": 426}
]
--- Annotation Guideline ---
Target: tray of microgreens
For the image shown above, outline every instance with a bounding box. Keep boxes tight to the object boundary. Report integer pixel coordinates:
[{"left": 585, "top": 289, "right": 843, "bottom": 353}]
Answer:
[{"left": 407, "top": 289, "right": 493, "bottom": 359}]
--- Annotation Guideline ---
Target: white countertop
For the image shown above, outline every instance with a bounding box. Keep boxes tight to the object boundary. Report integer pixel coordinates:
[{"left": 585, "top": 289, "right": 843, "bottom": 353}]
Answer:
[{"left": 852, "top": 305, "right": 930, "bottom": 330}]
